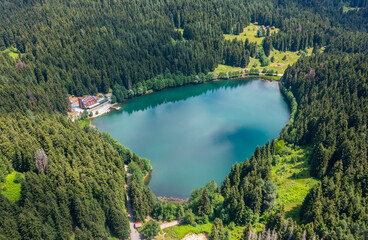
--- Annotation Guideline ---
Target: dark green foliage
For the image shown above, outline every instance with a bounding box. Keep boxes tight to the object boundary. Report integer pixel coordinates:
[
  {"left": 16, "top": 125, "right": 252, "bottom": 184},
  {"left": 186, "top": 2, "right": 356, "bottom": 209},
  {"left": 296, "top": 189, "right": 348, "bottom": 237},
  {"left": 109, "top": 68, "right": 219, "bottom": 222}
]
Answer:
[
  {"left": 142, "top": 220, "right": 160, "bottom": 239},
  {"left": 281, "top": 53, "right": 368, "bottom": 238},
  {"left": 184, "top": 209, "right": 196, "bottom": 226},
  {"left": 129, "top": 176, "right": 156, "bottom": 222},
  {"left": 81, "top": 110, "right": 88, "bottom": 120},
  {"left": 198, "top": 189, "right": 211, "bottom": 216},
  {"left": 0, "top": 114, "right": 130, "bottom": 239},
  {"left": 219, "top": 142, "right": 275, "bottom": 225},
  {"left": 209, "top": 218, "right": 225, "bottom": 240},
  {"left": 152, "top": 201, "right": 183, "bottom": 221}
]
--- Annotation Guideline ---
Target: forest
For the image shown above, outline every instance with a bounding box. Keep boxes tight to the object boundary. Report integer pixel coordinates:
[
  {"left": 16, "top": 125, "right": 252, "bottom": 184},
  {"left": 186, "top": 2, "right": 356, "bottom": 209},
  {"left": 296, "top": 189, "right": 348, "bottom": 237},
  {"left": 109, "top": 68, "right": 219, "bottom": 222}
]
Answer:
[{"left": 0, "top": 0, "right": 368, "bottom": 239}]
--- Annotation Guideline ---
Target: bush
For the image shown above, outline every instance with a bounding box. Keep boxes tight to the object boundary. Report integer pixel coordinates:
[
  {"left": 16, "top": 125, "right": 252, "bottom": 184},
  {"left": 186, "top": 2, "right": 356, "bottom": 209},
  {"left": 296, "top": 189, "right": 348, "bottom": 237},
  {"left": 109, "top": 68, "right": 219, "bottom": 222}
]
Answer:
[
  {"left": 228, "top": 222, "right": 235, "bottom": 231},
  {"left": 196, "top": 215, "right": 209, "bottom": 224},
  {"left": 81, "top": 110, "right": 88, "bottom": 119},
  {"left": 142, "top": 220, "right": 160, "bottom": 239},
  {"left": 111, "top": 95, "right": 117, "bottom": 103},
  {"left": 13, "top": 173, "right": 23, "bottom": 183},
  {"left": 184, "top": 210, "right": 196, "bottom": 226}
]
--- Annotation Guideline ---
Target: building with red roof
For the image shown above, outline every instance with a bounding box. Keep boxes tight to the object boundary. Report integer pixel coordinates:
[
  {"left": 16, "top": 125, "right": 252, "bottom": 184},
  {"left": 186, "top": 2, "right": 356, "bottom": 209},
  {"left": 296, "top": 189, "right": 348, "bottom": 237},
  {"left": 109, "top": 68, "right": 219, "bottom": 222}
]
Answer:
[
  {"left": 134, "top": 222, "right": 142, "bottom": 228},
  {"left": 78, "top": 96, "right": 98, "bottom": 109}
]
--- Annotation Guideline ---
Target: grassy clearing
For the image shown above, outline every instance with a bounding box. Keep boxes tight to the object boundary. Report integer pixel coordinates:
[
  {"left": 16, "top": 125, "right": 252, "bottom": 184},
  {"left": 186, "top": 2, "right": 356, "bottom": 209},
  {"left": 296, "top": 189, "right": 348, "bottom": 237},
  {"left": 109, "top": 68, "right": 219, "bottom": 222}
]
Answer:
[
  {"left": 342, "top": 6, "right": 361, "bottom": 13},
  {"left": 249, "top": 48, "right": 313, "bottom": 74},
  {"left": 2, "top": 47, "right": 20, "bottom": 60},
  {"left": 0, "top": 171, "right": 25, "bottom": 202},
  {"left": 162, "top": 223, "right": 212, "bottom": 240},
  {"left": 271, "top": 146, "right": 318, "bottom": 220},
  {"left": 210, "top": 64, "right": 244, "bottom": 75},
  {"left": 224, "top": 23, "right": 279, "bottom": 45},
  {"left": 79, "top": 119, "right": 90, "bottom": 128},
  {"left": 211, "top": 49, "right": 313, "bottom": 77},
  {"left": 175, "top": 28, "right": 184, "bottom": 35}
]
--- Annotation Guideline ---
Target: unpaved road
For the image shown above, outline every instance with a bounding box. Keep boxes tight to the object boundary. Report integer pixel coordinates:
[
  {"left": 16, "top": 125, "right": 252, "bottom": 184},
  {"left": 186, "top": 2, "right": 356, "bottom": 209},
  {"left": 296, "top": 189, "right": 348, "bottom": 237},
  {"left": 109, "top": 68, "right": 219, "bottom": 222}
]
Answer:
[{"left": 160, "top": 220, "right": 183, "bottom": 230}]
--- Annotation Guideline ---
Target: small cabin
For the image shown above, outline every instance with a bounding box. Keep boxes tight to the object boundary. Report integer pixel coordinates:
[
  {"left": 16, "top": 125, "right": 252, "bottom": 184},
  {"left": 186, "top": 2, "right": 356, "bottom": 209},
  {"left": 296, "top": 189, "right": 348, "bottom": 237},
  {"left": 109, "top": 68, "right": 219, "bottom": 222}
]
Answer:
[{"left": 134, "top": 222, "right": 142, "bottom": 229}]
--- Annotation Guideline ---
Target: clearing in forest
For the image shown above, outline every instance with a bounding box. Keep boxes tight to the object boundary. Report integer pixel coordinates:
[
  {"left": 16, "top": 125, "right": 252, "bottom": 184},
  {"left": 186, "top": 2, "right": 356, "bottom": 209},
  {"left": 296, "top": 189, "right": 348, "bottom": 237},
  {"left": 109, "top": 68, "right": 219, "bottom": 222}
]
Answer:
[
  {"left": 1, "top": 47, "right": 21, "bottom": 60},
  {"left": 0, "top": 171, "right": 25, "bottom": 202},
  {"left": 223, "top": 23, "right": 279, "bottom": 45},
  {"left": 271, "top": 144, "right": 318, "bottom": 221}
]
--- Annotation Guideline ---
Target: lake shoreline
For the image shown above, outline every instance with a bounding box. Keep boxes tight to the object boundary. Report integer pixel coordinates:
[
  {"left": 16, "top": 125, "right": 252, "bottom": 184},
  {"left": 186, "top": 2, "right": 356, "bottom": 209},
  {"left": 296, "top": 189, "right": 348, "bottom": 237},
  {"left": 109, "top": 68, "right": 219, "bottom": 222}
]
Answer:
[
  {"left": 90, "top": 75, "right": 283, "bottom": 121},
  {"left": 92, "top": 79, "right": 290, "bottom": 198}
]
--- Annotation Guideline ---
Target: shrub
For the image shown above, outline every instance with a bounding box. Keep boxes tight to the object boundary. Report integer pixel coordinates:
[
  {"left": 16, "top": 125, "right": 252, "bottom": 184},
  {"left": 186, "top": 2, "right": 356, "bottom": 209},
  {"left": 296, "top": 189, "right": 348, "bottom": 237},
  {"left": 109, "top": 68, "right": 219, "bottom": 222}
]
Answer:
[
  {"left": 13, "top": 173, "right": 23, "bottom": 183},
  {"left": 142, "top": 220, "right": 160, "bottom": 239}
]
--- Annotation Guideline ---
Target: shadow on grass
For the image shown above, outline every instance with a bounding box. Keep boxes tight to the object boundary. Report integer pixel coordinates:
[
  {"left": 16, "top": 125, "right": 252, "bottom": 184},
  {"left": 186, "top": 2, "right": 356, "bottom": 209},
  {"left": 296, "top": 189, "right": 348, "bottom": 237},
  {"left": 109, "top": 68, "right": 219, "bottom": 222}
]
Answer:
[{"left": 285, "top": 204, "right": 302, "bottom": 223}]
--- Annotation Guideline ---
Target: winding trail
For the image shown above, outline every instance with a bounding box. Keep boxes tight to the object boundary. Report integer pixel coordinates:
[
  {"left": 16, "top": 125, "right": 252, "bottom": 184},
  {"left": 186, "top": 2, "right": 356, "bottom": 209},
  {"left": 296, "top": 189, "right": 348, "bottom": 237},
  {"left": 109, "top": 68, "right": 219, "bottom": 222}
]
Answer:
[{"left": 125, "top": 165, "right": 143, "bottom": 240}]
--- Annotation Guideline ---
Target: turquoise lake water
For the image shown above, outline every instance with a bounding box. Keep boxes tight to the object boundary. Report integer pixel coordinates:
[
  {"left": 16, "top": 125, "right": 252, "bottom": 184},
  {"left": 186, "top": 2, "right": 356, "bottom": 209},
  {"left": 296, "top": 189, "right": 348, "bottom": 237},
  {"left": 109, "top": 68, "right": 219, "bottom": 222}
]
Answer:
[{"left": 92, "top": 79, "right": 290, "bottom": 198}]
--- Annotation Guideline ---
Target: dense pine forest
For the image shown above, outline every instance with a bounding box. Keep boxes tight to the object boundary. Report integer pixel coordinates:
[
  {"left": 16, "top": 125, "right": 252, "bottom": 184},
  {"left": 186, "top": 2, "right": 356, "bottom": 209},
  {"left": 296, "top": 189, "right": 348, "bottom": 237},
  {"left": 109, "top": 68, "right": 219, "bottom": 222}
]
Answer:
[{"left": 1, "top": 0, "right": 368, "bottom": 239}]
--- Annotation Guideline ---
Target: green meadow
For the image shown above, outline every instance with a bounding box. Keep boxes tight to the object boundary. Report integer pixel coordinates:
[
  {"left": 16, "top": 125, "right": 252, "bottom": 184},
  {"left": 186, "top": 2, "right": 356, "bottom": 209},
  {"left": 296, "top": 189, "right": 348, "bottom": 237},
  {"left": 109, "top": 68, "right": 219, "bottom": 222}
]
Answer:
[
  {"left": 224, "top": 23, "right": 279, "bottom": 45},
  {"left": 1, "top": 171, "right": 25, "bottom": 202}
]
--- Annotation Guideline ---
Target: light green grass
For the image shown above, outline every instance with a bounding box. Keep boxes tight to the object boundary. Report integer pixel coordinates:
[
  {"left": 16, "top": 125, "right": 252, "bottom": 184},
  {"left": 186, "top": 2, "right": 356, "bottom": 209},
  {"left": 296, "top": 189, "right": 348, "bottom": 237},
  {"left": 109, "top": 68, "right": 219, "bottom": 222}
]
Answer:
[
  {"left": 2, "top": 47, "right": 20, "bottom": 60},
  {"left": 342, "top": 6, "right": 361, "bottom": 13},
  {"left": 79, "top": 119, "right": 90, "bottom": 128},
  {"left": 0, "top": 171, "right": 24, "bottom": 202},
  {"left": 210, "top": 64, "right": 244, "bottom": 74},
  {"left": 163, "top": 223, "right": 212, "bottom": 240},
  {"left": 175, "top": 28, "right": 184, "bottom": 35},
  {"left": 271, "top": 146, "right": 318, "bottom": 220},
  {"left": 248, "top": 48, "right": 313, "bottom": 74},
  {"left": 224, "top": 23, "right": 279, "bottom": 45}
]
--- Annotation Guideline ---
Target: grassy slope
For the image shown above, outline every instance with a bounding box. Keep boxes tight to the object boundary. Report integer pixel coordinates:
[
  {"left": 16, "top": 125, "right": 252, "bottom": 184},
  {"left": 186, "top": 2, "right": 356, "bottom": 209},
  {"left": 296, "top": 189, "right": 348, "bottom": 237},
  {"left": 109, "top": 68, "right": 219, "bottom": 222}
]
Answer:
[
  {"left": 211, "top": 48, "right": 313, "bottom": 76},
  {"left": 0, "top": 171, "right": 25, "bottom": 202},
  {"left": 271, "top": 146, "right": 318, "bottom": 220},
  {"left": 210, "top": 64, "right": 244, "bottom": 74},
  {"left": 249, "top": 48, "right": 313, "bottom": 73},
  {"left": 224, "top": 23, "right": 279, "bottom": 45}
]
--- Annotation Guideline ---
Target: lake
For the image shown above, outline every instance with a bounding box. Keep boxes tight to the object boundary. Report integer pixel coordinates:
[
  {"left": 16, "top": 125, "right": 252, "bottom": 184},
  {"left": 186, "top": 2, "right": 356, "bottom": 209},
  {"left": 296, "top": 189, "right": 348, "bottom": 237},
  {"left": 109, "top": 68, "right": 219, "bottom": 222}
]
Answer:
[{"left": 92, "top": 79, "right": 290, "bottom": 198}]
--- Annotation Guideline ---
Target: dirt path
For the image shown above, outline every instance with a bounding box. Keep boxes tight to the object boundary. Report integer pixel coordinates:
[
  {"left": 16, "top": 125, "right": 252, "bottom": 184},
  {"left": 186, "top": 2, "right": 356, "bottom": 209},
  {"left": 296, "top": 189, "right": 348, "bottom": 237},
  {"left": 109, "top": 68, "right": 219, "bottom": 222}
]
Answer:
[
  {"left": 125, "top": 165, "right": 143, "bottom": 240},
  {"left": 160, "top": 220, "right": 183, "bottom": 230}
]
